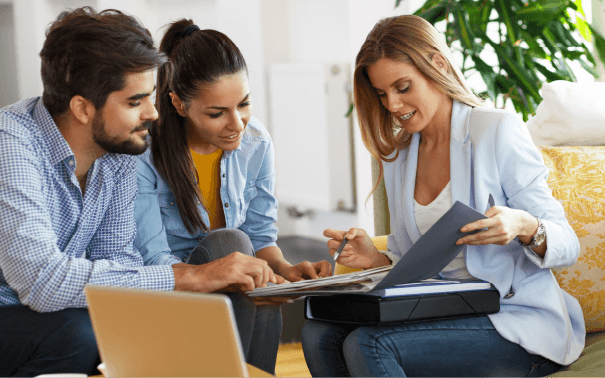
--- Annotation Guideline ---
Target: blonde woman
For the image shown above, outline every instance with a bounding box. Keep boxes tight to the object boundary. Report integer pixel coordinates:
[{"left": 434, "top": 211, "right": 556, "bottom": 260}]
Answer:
[{"left": 301, "top": 15, "right": 584, "bottom": 377}]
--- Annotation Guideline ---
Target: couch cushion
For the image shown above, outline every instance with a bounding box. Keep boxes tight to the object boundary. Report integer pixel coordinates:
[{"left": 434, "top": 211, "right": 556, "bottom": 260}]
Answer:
[
  {"left": 526, "top": 81, "right": 605, "bottom": 146},
  {"left": 540, "top": 146, "right": 605, "bottom": 333},
  {"left": 555, "top": 331, "right": 605, "bottom": 376}
]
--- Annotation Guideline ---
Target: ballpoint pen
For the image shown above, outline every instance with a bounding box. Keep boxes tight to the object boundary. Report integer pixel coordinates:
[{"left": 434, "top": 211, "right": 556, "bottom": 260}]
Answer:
[{"left": 333, "top": 237, "right": 348, "bottom": 261}]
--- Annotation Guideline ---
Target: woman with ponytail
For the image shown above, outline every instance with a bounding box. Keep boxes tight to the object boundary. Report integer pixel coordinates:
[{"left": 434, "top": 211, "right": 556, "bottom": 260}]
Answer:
[{"left": 133, "top": 20, "right": 332, "bottom": 374}]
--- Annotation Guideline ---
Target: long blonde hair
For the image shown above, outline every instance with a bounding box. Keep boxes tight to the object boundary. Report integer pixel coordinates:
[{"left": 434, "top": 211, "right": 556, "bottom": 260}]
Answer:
[{"left": 354, "top": 15, "right": 483, "bottom": 199}]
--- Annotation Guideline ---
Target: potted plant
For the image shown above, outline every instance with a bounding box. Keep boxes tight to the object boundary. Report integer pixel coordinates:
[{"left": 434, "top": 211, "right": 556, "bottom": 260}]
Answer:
[{"left": 396, "top": 0, "right": 605, "bottom": 120}]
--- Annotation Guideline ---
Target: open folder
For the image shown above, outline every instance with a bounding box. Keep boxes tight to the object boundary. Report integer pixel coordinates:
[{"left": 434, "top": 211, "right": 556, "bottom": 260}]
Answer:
[{"left": 249, "top": 199, "right": 493, "bottom": 297}]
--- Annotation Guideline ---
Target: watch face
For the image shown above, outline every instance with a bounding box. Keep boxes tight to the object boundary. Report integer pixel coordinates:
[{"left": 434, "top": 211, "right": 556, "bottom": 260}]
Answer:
[{"left": 534, "top": 232, "right": 546, "bottom": 246}]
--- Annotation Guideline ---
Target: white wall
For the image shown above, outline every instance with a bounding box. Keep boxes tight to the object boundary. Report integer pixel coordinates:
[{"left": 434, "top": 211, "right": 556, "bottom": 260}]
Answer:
[
  {"left": 0, "top": 3, "right": 19, "bottom": 108},
  {"left": 0, "top": 0, "right": 417, "bottom": 241},
  {"left": 260, "top": 0, "right": 401, "bottom": 239},
  {"left": 12, "top": 0, "right": 55, "bottom": 100},
  {"left": 216, "top": 0, "right": 267, "bottom": 125}
]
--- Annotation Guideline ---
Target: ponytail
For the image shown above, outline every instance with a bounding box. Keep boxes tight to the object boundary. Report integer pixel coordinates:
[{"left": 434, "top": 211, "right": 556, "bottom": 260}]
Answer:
[{"left": 152, "top": 20, "right": 247, "bottom": 233}]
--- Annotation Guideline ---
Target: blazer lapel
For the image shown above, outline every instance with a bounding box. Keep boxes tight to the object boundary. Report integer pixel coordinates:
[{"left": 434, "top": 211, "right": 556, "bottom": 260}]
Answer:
[
  {"left": 402, "top": 132, "right": 422, "bottom": 244},
  {"left": 449, "top": 101, "right": 473, "bottom": 207}
]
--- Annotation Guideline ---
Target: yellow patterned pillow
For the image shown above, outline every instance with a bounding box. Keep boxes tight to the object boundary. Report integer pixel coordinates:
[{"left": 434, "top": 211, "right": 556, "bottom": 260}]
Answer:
[{"left": 540, "top": 146, "right": 605, "bottom": 333}]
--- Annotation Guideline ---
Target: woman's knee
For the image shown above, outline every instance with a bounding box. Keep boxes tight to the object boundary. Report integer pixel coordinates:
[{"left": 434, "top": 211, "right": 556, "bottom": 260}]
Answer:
[
  {"left": 205, "top": 229, "right": 255, "bottom": 257},
  {"left": 342, "top": 327, "right": 391, "bottom": 366},
  {"left": 189, "top": 229, "right": 254, "bottom": 264},
  {"left": 302, "top": 320, "right": 350, "bottom": 351}
]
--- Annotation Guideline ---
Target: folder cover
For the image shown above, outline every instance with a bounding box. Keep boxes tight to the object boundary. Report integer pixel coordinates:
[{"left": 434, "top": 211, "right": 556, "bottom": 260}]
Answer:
[
  {"left": 249, "top": 200, "right": 493, "bottom": 298},
  {"left": 304, "top": 288, "right": 500, "bottom": 325}
]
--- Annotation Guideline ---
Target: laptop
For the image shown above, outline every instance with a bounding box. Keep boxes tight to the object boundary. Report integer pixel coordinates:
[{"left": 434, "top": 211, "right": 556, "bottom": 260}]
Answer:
[{"left": 85, "top": 285, "right": 252, "bottom": 377}]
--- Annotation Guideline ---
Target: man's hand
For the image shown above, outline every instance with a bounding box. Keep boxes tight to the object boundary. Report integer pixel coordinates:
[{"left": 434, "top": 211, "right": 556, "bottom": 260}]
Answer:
[{"left": 172, "top": 252, "right": 277, "bottom": 293}]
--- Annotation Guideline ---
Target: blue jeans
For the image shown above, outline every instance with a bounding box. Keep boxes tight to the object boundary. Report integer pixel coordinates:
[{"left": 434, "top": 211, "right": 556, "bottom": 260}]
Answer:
[
  {"left": 301, "top": 316, "right": 562, "bottom": 377},
  {"left": 0, "top": 305, "right": 100, "bottom": 376},
  {"left": 187, "top": 228, "right": 282, "bottom": 375}
]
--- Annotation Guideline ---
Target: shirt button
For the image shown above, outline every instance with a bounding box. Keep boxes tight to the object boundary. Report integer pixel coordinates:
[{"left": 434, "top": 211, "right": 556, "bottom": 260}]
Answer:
[
  {"left": 222, "top": 174, "right": 226, "bottom": 178},
  {"left": 196, "top": 200, "right": 201, "bottom": 205},
  {"left": 170, "top": 201, "right": 174, "bottom": 206},
  {"left": 68, "top": 160, "right": 74, "bottom": 166},
  {"left": 224, "top": 203, "right": 229, "bottom": 208}
]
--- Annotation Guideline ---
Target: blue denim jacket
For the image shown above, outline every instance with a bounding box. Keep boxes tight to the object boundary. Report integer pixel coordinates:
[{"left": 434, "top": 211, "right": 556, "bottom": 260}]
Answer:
[{"left": 133, "top": 117, "right": 279, "bottom": 265}]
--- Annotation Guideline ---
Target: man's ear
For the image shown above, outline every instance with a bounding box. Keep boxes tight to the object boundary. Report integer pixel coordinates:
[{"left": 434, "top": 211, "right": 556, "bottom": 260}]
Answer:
[
  {"left": 431, "top": 53, "right": 449, "bottom": 74},
  {"left": 69, "top": 95, "right": 96, "bottom": 125},
  {"left": 169, "top": 92, "right": 187, "bottom": 117}
]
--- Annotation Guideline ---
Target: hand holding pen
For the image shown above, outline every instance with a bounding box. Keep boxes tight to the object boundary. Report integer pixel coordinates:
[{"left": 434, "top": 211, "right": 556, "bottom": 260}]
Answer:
[{"left": 323, "top": 228, "right": 391, "bottom": 269}]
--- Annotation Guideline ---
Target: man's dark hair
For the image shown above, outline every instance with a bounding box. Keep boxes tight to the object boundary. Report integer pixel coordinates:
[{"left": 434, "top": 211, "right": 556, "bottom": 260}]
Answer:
[{"left": 40, "top": 7, "right": 166, "bottom": 116}]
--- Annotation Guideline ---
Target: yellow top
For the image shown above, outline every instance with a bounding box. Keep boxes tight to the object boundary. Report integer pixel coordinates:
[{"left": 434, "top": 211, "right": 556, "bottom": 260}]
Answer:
[{"left": 190, "top": 148, "right": 226, "bottom": 230}]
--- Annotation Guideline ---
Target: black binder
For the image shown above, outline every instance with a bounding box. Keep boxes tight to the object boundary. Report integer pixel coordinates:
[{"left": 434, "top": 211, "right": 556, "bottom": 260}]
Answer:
[{"left": 304, "top": 288, "right": 500, "bottom": 325}]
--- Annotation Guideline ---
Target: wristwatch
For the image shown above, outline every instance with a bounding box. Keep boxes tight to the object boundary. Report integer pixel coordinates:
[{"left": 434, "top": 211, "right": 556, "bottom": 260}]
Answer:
[{"left": 519, "top": 217, "right": 546, "bottom": 249}]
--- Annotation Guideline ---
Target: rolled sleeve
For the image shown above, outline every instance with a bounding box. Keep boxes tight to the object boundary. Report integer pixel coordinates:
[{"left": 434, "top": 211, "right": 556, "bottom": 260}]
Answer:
[
  {"left": 495, "top": 114, "right": 580, "bottom": 269},
  {"left": 0, "top": 130, "right": 175, "bottom": 312}
]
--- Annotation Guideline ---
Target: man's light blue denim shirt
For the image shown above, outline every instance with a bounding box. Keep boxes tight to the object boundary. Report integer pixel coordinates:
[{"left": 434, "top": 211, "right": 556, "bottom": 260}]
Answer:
[
  {"left": 134, "top": 117, "right": 279, "bottom": 265},
  {"left": 0, "top": 98, "right": 174, "bottom": 312}
]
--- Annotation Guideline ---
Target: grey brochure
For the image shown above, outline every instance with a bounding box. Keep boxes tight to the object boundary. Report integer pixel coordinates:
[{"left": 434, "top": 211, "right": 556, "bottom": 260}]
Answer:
[{"left": 372, "top": 201, "right": 487, "bottom": 291}]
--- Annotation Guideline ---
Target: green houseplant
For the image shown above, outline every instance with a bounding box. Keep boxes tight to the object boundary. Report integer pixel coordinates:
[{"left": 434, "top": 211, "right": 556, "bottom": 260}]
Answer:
[{"left": 395, "top": 0, "right": 605, "bottom": 120}]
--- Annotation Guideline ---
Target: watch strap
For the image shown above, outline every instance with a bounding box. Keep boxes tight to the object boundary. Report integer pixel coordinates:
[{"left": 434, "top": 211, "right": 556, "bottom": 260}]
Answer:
[{"left": 518, "top": 217, "right": 546, "bottom": 248}]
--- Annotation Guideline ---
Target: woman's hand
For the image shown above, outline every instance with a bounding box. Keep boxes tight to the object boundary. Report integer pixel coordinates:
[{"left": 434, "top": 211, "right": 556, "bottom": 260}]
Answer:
[
  {"left": 246, "top": 274, "right": 297, "bottom": 306},
  {"left": 456, "top": 206, "right": 539, "bottom": 246},
  {"left": 278, "top": 261, "right": 333, "bottom": 282},
  {"left": 324, "top": 228, "right": 390, "bottom": 269}
]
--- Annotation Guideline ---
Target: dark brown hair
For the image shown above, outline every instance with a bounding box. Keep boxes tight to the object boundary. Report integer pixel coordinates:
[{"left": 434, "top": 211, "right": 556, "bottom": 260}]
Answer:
[
  {"left": 153, "top": 19, "right": 247, "bottom": 233},
  {"left": 354, "top": 15, "right": 483, "bottom": 199},
  {"left": 40, "top": 6, "right": 166, "bottom": 116}
]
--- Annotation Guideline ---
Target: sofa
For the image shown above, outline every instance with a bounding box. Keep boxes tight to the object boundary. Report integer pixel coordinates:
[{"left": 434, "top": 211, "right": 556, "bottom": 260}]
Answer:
[{"left": 336, "top": 80, "right": 605, "bottom": 375}]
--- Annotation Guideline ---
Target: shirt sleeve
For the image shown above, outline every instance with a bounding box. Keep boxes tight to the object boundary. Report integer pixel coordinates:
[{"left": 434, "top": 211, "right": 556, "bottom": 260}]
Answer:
[
  {"left": 133, "top": 155, "right": 182, "bottom": 266},
  {"left": 0, "top": 131, "right": 174, "bottom": 312},
  {"left": 494, "top": 114, "right": 580, "bottom": 269},
  {"left": 238, "top": 138, "right": 279, "bottom": 253}
]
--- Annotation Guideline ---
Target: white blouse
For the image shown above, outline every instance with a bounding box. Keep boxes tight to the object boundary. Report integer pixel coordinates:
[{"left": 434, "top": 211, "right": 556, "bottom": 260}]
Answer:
[{"left": 413, "top": 181, "right": 475, "bottom": 280}]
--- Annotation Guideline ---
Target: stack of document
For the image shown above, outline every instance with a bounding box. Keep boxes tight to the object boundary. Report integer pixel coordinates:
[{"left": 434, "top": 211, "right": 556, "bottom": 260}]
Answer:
[
  {"left": 249, "top": 200, "right": 494, "bottom": 298},
  {"left": 249, "top": 265, "right": 394, "bottom": 297}
]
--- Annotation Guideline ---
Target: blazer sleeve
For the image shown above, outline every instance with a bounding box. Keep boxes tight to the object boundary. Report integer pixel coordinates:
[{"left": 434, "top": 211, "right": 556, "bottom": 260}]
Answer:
[{"left": 493, "top": 114, "right": 580, "bottom": 269}]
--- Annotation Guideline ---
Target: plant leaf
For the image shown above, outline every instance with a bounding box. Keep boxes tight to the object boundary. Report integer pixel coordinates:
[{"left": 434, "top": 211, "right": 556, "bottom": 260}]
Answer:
[
  {"left": 488, "top": 40, "right": 541, "bottom": 99},
  {"left": 454, "top": 9, "right": 475, "bottom": 50},
  {"left": 533, "top": 61, "right": 568, "bottom": 81},
  {"left": 471, "top": 54, "right": 498, "bottom": 99},
  {"left": 414, "top": 0, "right": 448, "bottom": 23},
  {"left": 588, "top": 24, "right": 605, "bottom": 66}
]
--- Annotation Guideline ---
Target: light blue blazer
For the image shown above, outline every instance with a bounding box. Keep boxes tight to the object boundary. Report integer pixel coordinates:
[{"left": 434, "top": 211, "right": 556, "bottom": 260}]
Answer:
[{"left": 383, "top": 101, "right": 584, "bottom": 365}]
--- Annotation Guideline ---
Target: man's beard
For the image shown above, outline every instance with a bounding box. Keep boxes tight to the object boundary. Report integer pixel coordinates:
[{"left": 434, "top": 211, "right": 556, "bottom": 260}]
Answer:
[{"left": 92, "top": 113, "right": 151, "bottom": 155}]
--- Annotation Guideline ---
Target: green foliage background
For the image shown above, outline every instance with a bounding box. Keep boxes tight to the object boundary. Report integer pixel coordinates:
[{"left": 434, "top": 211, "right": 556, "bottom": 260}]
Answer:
[{"left": 396, "top": 0, "right": 605, "bottom": 120}]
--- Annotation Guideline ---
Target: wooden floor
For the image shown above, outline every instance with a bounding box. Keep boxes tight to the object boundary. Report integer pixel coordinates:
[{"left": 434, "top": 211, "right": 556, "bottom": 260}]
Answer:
[{"left": 275, "top": 342, "right": 311, "bottom": 377}]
